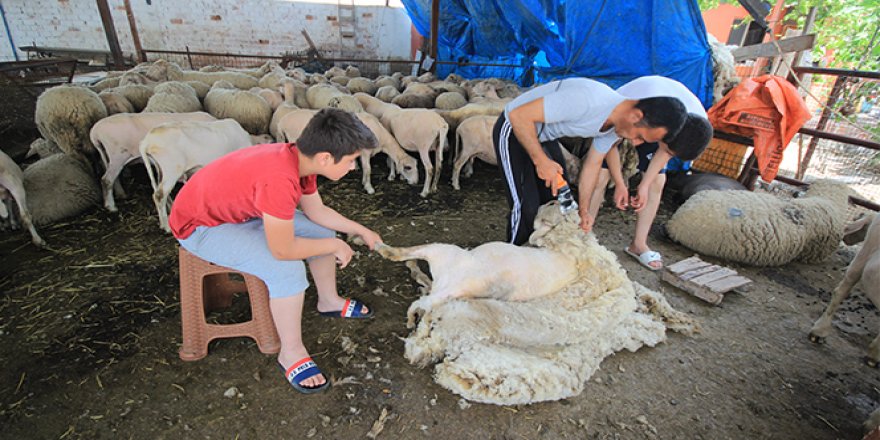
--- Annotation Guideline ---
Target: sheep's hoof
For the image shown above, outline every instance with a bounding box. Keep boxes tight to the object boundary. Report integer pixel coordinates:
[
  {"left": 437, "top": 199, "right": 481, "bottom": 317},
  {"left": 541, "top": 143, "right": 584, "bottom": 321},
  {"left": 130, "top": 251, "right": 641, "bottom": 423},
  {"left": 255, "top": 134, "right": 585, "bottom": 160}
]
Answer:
[
  {"left": 865, "top": 357, "right": 879, "bottom": 368},
  {"left": 375, "top": 243, "right": 399, "bottom": 260},
  {"left": 808, "top": 333, "right": 826, "bottom": 344}
]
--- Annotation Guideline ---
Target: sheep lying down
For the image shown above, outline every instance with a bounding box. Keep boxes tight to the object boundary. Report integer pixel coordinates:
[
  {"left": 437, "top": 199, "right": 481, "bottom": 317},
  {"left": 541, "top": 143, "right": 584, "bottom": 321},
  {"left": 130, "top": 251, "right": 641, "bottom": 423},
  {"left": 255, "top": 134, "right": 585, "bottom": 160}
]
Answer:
[{"left": 377, "top": 203, "right": 696, "bottom": 405}]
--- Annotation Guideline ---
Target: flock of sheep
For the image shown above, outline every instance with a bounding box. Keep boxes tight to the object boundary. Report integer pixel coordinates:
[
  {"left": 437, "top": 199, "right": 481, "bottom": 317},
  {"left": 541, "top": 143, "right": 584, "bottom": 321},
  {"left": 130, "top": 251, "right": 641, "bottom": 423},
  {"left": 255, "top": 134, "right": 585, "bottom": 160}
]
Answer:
[{"left": 1, "top": 58, "right": 523, "bottom": 244}]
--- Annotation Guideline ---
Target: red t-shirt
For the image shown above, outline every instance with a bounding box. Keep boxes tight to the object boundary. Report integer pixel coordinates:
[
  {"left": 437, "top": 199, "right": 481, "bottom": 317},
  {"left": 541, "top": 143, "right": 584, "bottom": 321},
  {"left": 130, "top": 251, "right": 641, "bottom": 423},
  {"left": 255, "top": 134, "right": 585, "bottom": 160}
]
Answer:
[{"left": 169, "top": 143, "right": 318, "bottom": 239}]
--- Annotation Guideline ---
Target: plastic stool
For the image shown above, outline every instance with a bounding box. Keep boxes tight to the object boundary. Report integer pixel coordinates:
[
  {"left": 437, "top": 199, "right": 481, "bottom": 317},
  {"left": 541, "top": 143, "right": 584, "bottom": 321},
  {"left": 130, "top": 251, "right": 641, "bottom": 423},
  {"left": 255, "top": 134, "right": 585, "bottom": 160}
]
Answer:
[{"left": 178, "top": 247, "right": 281, "bottom": 361}]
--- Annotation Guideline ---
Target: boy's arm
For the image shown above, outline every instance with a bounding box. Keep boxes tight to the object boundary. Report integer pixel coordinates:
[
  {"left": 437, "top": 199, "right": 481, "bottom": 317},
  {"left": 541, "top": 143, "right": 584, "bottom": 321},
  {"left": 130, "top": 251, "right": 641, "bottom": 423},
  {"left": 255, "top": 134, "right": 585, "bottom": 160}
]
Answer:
[
  {"left": 630, "top": 147, "right": 672, "bottom": 212},
  {"left": 262, "top": 213, "right": 354, "bottom": 267},
  {"left": 508, "top": 98, "right": 564, "bottom": 194},
  {"left": 298, "top": 192, "right": 383, "bottom": 250},
  {"left": 604, "top": 142, "right": 629, "bottom": 210},
  {"left": 577, "top": 148, "right": 607, "bottom": 233}
]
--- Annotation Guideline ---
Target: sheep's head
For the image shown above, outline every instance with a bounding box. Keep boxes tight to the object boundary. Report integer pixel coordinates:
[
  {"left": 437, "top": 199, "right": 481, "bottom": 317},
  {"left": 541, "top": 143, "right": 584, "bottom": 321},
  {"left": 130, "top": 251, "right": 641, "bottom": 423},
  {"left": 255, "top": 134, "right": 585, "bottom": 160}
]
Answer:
[{"left": 528, "top": 202, "right": 583, "bottom": 249}]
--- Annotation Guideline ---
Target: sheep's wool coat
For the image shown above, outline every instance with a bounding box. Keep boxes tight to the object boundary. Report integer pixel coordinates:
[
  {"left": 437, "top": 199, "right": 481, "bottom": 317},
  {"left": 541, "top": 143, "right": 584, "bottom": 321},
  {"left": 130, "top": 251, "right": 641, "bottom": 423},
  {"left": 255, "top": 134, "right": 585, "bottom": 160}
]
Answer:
[{"left": 403, "top": 209, "right": 694, "bottom": 405}]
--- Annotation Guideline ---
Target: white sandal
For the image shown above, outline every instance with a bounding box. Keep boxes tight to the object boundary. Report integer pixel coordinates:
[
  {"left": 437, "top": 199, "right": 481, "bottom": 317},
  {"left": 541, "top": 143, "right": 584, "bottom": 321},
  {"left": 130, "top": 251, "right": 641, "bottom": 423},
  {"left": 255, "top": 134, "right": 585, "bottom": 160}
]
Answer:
[{"left": 624, "top": 247, "right": 663, "bottom": 271}]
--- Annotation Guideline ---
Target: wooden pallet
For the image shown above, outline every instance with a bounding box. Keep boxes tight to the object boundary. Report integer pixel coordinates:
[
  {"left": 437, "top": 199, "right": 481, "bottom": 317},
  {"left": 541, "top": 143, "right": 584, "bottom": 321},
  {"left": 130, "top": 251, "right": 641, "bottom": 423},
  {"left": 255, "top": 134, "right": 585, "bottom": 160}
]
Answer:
[{"left": 661, "top": 255, "right": 752, "bottom": 305}]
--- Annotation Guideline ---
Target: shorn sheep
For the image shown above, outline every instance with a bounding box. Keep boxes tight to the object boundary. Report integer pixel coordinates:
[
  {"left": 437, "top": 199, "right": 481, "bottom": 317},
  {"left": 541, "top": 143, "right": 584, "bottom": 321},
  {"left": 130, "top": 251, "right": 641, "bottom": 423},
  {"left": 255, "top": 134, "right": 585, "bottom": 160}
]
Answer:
[
  {"left": 355, "top": 93, "right": 449, "bottom": 197},
  {"left": 808, "top": 212, "right": 880, "bottom": 434},
  {"left": 809, "top": 211, "right": 880, "bottom": 364},
  {"left": 0, "top": 149, "right": 44, "bottom": 247},
  {"left": 276, "top": 109, "right": 418, "bottom": 194},
  {"left": 140, "top": 119, "right": 272, "bottom": 232},
  {"left": 90, "top": 112, "right": 217, "bottom": 212},
  {"left": 377, "top": 202, "right": 695, "bottom": 404},
  {"left": 666, "top": 179, "right": 855, "bottom": 266}
]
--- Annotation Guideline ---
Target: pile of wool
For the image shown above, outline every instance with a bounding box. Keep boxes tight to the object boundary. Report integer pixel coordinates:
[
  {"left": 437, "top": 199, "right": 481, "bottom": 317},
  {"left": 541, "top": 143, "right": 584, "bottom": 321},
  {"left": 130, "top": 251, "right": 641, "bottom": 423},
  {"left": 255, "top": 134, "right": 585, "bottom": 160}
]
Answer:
[{"left": 402, "top": 206, "right": 695, "bottom": 405}]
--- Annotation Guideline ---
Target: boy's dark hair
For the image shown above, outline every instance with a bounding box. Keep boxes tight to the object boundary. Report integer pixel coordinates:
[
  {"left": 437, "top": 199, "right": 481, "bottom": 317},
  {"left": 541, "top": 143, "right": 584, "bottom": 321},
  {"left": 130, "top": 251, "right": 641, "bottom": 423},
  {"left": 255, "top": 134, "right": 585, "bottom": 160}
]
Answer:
[
  {"left": 634, "top": 97, "right": 687, "bottom": 141},
  {"left": 666, "top": 114, "right": 713, "bottom": 161},
  {"left": 297, "top": 108, "right": 378, "bottom": 162}
]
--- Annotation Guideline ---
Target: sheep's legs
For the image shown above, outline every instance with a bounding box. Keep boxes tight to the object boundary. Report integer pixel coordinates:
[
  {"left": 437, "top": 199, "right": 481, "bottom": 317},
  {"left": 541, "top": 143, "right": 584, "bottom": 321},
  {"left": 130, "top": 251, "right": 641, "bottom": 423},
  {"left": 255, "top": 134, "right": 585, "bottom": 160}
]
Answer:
[
  {"left": 417, "top": 149, "right": 433, "bottom": 198},
  {"left": 809, "top": 255, "right": 867, "bottom": 343},
  {"left": 359, "top": 151, "right": 375, "bottom": 194},
  {"left": 100, "top": 153, "right": 134, "bottom": 212}
]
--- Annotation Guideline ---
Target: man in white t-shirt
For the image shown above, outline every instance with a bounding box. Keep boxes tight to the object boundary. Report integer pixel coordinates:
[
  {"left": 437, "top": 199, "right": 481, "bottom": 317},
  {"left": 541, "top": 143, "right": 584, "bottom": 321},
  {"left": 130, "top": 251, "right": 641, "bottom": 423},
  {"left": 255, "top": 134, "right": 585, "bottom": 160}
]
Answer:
[
  {"left": 585, "top": 76, "right": 713, "bottom": 270},
  {"left": 494, "top": 77, "right": 689, "bottom": 245}
]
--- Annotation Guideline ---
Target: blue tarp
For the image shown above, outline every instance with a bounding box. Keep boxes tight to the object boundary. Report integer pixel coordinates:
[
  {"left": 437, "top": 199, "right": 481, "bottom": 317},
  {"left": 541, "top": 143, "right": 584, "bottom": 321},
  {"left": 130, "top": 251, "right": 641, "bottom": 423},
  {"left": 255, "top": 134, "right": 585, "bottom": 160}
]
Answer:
[{"left": 400, "top": 0, "right": 714, "bottom": 108}]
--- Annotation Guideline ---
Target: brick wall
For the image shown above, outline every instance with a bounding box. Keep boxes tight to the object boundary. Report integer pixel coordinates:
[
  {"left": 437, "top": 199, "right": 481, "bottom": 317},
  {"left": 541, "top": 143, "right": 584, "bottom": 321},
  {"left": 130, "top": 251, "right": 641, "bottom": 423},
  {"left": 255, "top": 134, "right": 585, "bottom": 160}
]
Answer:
[{"left": 0, "top": 0, "right": 412, "bottom": 62}]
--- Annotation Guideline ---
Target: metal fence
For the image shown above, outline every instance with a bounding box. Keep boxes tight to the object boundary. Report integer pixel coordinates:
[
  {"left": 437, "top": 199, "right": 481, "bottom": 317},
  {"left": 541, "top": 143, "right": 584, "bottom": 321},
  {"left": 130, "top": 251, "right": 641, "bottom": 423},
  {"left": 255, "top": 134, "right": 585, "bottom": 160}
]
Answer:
[
  {"left": 142, "top": 48, "right": 418, "bottom": 79},
  {"left": 693, "top": 60, "right": 880, "bottom": 211}
]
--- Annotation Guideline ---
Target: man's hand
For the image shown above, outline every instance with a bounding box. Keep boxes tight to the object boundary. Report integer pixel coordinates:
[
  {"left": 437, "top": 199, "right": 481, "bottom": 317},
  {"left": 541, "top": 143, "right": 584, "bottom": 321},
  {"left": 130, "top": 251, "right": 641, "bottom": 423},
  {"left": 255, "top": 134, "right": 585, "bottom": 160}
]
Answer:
[
  {"left": 333, "top": 238, "right": 354, "bottom": 268},
  {"left": 357, "top": 228, "right": 383, "bottom": 251},
  {"left": 536, "top": 158, "right": 564, "bottom": 196},
  {"left": 629, "top": 184, "right": 650, "bottom": 213},
  {"left": 578, "top": 205, "right": 594, "bottom": 234},
  {"left": 613, "top": 184, "right": 629, "bottom": 210}
]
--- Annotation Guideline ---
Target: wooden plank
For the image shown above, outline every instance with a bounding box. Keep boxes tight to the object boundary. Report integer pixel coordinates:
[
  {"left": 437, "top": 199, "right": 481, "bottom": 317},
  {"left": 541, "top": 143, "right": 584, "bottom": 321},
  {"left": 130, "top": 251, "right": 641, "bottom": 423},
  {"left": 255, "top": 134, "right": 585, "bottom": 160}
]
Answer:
[
  {"left": 732, "top": 34, "right": 816, "bottom": 62},
  {"left": 690, "top": 268, "right": 737, "bottom": 286},
  {"left": 661, "top": 271, "right": 724, "bottom": 305},
  {"left": 667, "top": 256, "right": 710, "bottom": 274},
  {"left": 680, "top": 266, "right": 718, "bottom": 281},
  {"left": 706, "top": 276, "right": 753, "bottom": 293}
]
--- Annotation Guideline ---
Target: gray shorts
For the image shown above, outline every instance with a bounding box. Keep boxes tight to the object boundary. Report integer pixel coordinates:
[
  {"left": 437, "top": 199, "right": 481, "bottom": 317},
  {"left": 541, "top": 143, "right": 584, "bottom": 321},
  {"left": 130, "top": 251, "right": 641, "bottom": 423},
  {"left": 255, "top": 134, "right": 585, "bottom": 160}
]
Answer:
[{"left": 177, "top": 210, "right": 335, "bottom": 299}]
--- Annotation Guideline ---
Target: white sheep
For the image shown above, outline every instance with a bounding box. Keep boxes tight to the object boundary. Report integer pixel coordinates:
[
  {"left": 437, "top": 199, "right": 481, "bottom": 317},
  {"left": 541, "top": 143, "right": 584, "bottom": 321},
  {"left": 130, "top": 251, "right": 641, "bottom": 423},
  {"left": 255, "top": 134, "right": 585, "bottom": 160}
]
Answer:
[
  {"left": 276, "top": 109, "right": 418, "bottom": 194},
  {"left": 375, "top": 76, "right": 400, "bottom": 91},
  {"left": 179, "top": 70, "right": 259, "bottom": 89},
  {"left": 808, "top": 212, "right": 880, "bottom": 433},
  {"left": 306, "top": 84, "right": 363, "bottom": 112},
  {"left": 377, "top": 202, "right": 695, "bottom": 405},
  {"left": 356, "top": 93, "right": 449, "bottom": 197},
  {"left": 249, "top": 87, "right": 283, "bottom": 111},
  {"left": 204, "top": 81, "right": 273, "bottom": 135},
  {"left": 451, "top": 115, "right": 496, "bottom": 190},
  {"left": 809, "top": 211, "right": 880, "bottom": 364},
  {"left": 346, "top": 77, "right": 378, "bottom": 95},
  {"left": 434, "top": 91, "right": 467, "bottom": 110},
  {"left": 269, "top": 80, "right": 301, "bottom": 141},
  {"left": 139, "top": 119, "right": 272, "bottom": 232},
  {"left": 354, "top": 112, "right": 419, "bottom": 194},
  {"left": 392, "top": 82, "right": 437, "bottom": 108},
  {"left": 90, "top": 112, "right": 217, "bottom": 211},
  {"left": 104, "top": 84, "right": 154, "bottom": 111},
  {"left": 23, "top": 153, "right": 101, "bottom": 228},
  {"left": 375, "top": 85, "right": 400, "bottom": 103},
  {"left": 34, "top": 85, "right": 108, "bottom": 163},
  {"left": 0, "top": 149, "right": 45, "bottom": 247},
  {"left": 98, "top": 90, "right": 135, "bottom": 115},
  {"left": 434, "top": 99, "right": 507, "bottom": 132},
  {"left": 142, "top": 81, "right": 202, "bottom": 113},
  {"left": 666, "top": 180, "right": 856, "bottom": 266}
]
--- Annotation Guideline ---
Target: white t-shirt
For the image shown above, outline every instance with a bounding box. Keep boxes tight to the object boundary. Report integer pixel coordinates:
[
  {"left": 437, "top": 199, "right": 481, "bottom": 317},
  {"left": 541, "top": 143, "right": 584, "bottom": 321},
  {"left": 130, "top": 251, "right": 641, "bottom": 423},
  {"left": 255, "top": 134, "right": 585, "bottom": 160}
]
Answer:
[
  {"left": 592, "top": 76, "right": 708, "bottom": 153},
  {"left": 504, "top": 78, "right": 624, "bottom": 142}
]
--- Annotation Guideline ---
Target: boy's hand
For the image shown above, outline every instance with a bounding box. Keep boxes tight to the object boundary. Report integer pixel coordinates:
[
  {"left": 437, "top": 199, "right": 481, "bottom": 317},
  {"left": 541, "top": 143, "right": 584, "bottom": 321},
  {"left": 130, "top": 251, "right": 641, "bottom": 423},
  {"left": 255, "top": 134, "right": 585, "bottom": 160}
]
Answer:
[
  {"left": 613, "top": 184, "right": 629, "bottom": 210},
  {"left": 358, "top": 229, "right": 383, "bottom": 251},
  {"left": 333, "top": 239, "right": 354, "bottom": 268},
  {"left": 578, "top": 205, "right": 594, "bottom": 234},
  {"left": 630, "top": 184, "right": 650, "bottom": 213}
]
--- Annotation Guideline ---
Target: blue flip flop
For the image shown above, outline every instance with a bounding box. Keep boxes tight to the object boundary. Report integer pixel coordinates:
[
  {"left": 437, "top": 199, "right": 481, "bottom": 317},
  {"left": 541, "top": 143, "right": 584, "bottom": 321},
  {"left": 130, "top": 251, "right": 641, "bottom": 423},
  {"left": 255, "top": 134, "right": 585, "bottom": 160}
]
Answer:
[
  {"left": 281, "top": 357, "right": 330, "bottom": 394},
  {"left": 318, "top": 298, "right": 374, "bottom": 319}
]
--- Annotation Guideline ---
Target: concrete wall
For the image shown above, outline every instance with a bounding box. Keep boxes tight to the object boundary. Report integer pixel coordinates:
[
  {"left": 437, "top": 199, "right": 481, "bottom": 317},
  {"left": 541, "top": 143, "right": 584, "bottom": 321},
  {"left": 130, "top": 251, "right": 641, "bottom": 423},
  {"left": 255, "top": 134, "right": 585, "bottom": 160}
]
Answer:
[{"left": 0, "top": 0, "right": 412, "bottom": 62}]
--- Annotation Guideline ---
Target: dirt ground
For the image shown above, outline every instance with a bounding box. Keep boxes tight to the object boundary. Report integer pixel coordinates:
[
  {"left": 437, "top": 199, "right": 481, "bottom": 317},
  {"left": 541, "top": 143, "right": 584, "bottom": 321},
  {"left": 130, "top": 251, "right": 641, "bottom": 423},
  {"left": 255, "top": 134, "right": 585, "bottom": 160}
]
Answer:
[{"left": 2, "top": 147, "right": 879, "bottom": 440}]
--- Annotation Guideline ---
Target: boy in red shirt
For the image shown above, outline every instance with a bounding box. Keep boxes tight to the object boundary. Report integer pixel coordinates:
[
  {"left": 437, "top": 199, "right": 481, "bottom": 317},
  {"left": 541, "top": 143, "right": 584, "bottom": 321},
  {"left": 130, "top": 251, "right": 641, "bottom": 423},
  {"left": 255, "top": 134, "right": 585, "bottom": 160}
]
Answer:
[{"left": 169, "top": 108, "right": 382, "bottom": 394}]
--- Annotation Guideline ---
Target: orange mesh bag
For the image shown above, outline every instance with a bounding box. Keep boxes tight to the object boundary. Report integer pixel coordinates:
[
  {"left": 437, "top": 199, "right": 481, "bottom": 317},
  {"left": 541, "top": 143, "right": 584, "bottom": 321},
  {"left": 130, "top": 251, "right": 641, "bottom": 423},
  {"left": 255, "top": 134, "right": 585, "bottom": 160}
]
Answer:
[{"left": 707, "top": 75, "right": 811, "bottom": 181}]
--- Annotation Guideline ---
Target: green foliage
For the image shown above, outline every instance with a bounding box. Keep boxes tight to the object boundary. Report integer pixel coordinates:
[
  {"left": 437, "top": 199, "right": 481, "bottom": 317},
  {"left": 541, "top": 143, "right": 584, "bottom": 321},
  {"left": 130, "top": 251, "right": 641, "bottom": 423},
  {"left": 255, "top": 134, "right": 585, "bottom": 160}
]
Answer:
[{"left": 699, "top": 0, "right": 880, "bottom": 71}]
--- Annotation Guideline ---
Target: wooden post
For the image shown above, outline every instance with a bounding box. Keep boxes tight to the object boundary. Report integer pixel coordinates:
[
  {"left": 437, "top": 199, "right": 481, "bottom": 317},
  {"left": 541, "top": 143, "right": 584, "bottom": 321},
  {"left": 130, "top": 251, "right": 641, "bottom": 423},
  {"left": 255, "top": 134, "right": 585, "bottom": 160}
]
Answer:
[
  {"left": 750, "top": 0, "right": 786, "bottom": 78},
  {"left": 185, "top": 45, "right": 193, "bottom": 70},
  {"left": 430, "top": 0, "right": 439, "bottom": 73},
  {"left": 95, "top": 0, "right": 125, "bottom": 69},
  {"left": 122, "top": 0, "right": 145, "bottom": 63}
]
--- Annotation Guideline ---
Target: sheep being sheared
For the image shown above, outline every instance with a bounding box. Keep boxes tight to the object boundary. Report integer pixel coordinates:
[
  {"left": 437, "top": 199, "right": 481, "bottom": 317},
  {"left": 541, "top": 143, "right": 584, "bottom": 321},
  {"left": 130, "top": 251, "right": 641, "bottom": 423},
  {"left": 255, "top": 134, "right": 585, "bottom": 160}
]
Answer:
[{"left": 377, "top": 202, "right": 695, "bottom": 405}]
